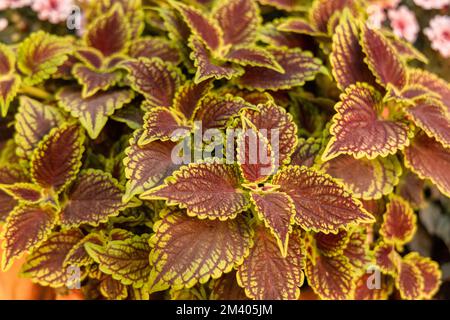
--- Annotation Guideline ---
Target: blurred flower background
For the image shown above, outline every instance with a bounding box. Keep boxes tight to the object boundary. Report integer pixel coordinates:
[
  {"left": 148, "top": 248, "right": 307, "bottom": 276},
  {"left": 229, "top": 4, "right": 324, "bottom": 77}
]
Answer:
[
  {"left": 368, "top": 0, "right": 450, "bottom": 300},
  {"left": 367, "top": 0, "right": 449, "bottom": 79},
  {"left": 0, "top": 0, "right": 86, "bottom": 37}
]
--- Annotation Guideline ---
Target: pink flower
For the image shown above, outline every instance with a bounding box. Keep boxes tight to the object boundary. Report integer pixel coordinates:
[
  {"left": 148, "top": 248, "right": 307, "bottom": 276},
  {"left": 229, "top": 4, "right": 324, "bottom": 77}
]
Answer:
[
  {"left": 413, "top": 0, "right": 449, "bottom": 10},
  {"left": 31, "top": 0, "right": 74, "bottom": 24},
  {"left": 0, "top": 0, "right": 31, "bottom": 10},
  {"left": 388, "top": 6, "right": 420, "bottom": 42},
  {"left": 368, "top": 4, "right": 387, "bottom": 29},
  {"left": 424, "top": 15, "right": 450, "bottom": 58}
]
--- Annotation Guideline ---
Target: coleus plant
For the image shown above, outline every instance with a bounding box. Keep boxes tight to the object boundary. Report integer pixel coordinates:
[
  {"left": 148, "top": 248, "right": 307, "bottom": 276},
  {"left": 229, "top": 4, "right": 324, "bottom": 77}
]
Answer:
[{"left": 0, "top": 0, "right": 447, "bottom": 300}]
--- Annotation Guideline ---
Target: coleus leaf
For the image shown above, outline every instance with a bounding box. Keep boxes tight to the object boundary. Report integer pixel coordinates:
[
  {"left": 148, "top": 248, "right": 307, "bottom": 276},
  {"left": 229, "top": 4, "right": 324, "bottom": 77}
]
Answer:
[
  {"left": 0, "top": 183, "right": 42, "bottom": 203},
  {"left": 0, "top": 44, "right": 20, "bottom": 117},
  {"left": 17, "top": 31, "right": 73, "bottom": 86},
  {"left": 85, "top": 234, "right": 151, "bottom": 288},
  {"left": 361, "top": 25, "right": 407, "bottom": 90},
  {"left": 405, "top": 98, "right": 450, "bottom": 148},
  {"left": 75, "top": 48, "right": 104, "bottom": 72},
  {"left": 141, "top": 161, "right": 250, "bottom": 220},
  {"left": 64, "top": 233, "right": 104, "bottom": 268},
  {"left": 374, "top": 242, "right": 401, "bottom": 276},
  {"left": 403, "top": 132, "right": 450, "bottom": 197},
  {"left": 88, "top": 264, "right": 103, "bottom": 280},
  {"left": 404, "top": 252, "right": 441, "bottom": 300},
  {"left": 314, "top": 230, "right": 350, "bottom": 257},
  {"left": 397, "top": 171, "right": 424, "bottom": 208},
  {"left": 0, "top": 138, "right": 18, "bottom": 164},
  {"left": 224, "top": 46, "right": 284, "bottom": 72},
  {"left": 342, "top": 228, "right": 371, "bottom": 273},
  {"left": 259, "top": 22, "right": 308, "bottom": 49},
  {"left": 171, "top": 0, "right": 223, "bottom": 52},
  {"left": 60, "top": 170, "right": 134, "bottom": 228},
  {"left": 384, "top": 31, "right": 428, "bottom": 64},
  {"left": 0, "top": 75, "right": 20, "bottom": 118},
  {"left": 320, "top": 154, "right": 402, "bottom": 200},
  {"left": 85, "top": 3, "right": 130, "bottom": 58},
  {"left": 379, "top": 195, "right": 416, "bottom": 246},
  {"left": 408, "top": 69, "right": 450, "bottom": 114},
  {"left": 250, "top": 191, "right": 296, "bottom": 257},
  {"left": 148, "top": 211, "right": 252, "bottom": 293},
  {"left": 322, "top": 83, "right": 411, "bottom": 161},
  {"left": 110, "top": 105, "right": 144, "bottom": 130},
  {"left": 129, "top": 37, "right": 181, "bottom": 65},
  {"left": 290, "top": 137, "right": 321, "bottom": 167},
  {"left": 123, "top": 131, "right": 180, "bottom": 202},
  {"left": 0, "top": 44, "right": 15, "bottom": 75},
  {"left": 128, "top": 286, "right": 149, "bottom": 300},
  {"left": 100, "top": 275, "right": 128, "bottom": 300},
  {"left": 219, "top": 88, "right": 273, "bottom": 106},
  {"left": 309, "top": 0, "right": 358, "bottom": 33},
  {"left": 1, "top": 204, "right": 57, "bottom": 271},
  {"left": 330, "top": 12, "right": 377, "bottom": 91},
  {"left": 395, "top": 260, "right": 424, "bottom": 300},
  {"left": 158, "top": 7, "right": 194, "bottom": 72},
  {"left": 124, "top": 57, "right": 183, "bottom": 109},
  {"left": 272, "top": 165, "right": 374, "bottom": 233},
  {"left": 397, "top": 84, "right": 439, "bottom": 101},
  {"left": 72, "top": 64, "right": 122, "bottom": 98},
  {"left": 57, "top": 86, "right": 134, "bottom": 139},
  {"left": 112, "top": 0, "right": 145, "bottom": 39},
  {"left": 21, "top": 229, "right": 84, "bottom": 288},
  {"left": 358, "top": 194, "right": 388, "bottom": 221},
  {"left": 193, "top": 94, "right": 254, "bottom": 130},
  {"left": 241, "top": 101, "right": 298, "bottom": 164},
  {"left": 173, "top": 80, "right": 213, "bottom": 120},
  {"left": 15, "top": 97, "right": 63, "bottom": 160},
  {"left": 170, "top": 286, "right": 205, "bottom": 300},
  {"left": 363, "top": 198, "right": 384, "bottom": 220},
  {"left": 30, "top": 123, "right": 85, "bottom": 194},
  {"left": 326, "top": 11, "right": 343, "bottom": 35},
  {"left": 237, "top": 226, "right": 305, "bottom": 300},
  {"left": 257, "top": 0, "right": 308, "bottom": 11},
  {"left": 158, "top": 6, "right": 190, "bottom": 44},
  {"left": 237, "top": 119, "right": 275, "bottom": 184},
  {"left": 277, "top": 17, "right": 323, "bottom": 36},
  {"left": 109, "top": 229, "right": 135, "bottom": 242},
  {"left": 188, "top": 36, "right": 243, "bottom": 83},
  {"left": 139, "top": 107, "right": 190, "bottom": 145},
  {"left": 212, "top": 0, "right": 260, "bottom": 46},
  {"left": 210, "top": 271, "right": 248, "bottom": 300},
  {"left": 0, "top": 166, "right": 27, "bottom": 221},
  {"left": 305, "top": 249, "right": 354, "bottom": 300},
  {"left": 236, "top": 48, "right": 324, "bottom": 91}
]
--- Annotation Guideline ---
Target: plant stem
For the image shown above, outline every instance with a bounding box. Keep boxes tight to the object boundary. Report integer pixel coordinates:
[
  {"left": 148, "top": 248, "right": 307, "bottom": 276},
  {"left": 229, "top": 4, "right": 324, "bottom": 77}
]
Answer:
[{"left": 19, "top": 86, "right": 53, "bottom": 101}]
